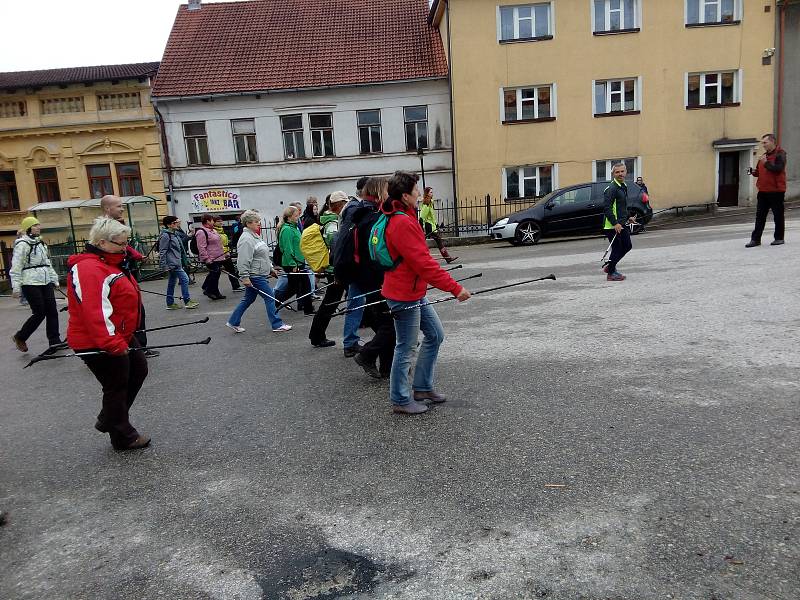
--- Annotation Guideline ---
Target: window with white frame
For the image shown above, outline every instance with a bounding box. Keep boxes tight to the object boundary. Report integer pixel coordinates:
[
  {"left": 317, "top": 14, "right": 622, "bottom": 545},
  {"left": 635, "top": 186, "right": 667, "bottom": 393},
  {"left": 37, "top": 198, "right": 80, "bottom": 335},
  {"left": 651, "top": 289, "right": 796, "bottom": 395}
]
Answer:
[
  {"left": 687, "top": 71, "right": 738, "bottom": 107},
  {"left": 232, "top": 119, "right": 258, "bottom": 163},
  {"left": 594, "top": 157, "right": 638, "bottom": 182},
  {"left": 594, "top": 78, "right": 639, "bottom": 114},
  {"left": 404, "top": 106, "right": 428, "bottom": 151},
  {"left": 504, "top": 164, "right": 554, "bottom": 199},
  {"left": 503, "top": 85, "right": 553, "bottom": 122},
  {"left": 357, "top": 110, "right": 383, "bottom": 154},
  {"left": 686, "top": 0, "right": 738, "bottom": 25},
  {"left": 309, "top": 113, "right": 335, "bottom": 157},
  {"left": 183, "top": 121, "right": 210, "bottom": 165},
  {"left": 499, "top": 3, "right": 553, "bottom": 41},
  {"left": 593, "top": 0, "right": 639, "bottom": 33},
  {"left": 281, "top": 114, "right": 306, "bottom": 160}
]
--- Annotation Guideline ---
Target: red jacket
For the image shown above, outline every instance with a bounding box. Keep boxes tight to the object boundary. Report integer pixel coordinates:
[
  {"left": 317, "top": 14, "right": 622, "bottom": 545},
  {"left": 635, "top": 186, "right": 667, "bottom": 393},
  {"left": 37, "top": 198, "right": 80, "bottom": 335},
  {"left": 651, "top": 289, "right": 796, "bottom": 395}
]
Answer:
[
  {"left": 381, "top": 199, "right": 463, "bottom": 301},
  {"left": 66, "top": 248, "right": 142, "bottom": 354},
  {"left": 753, "top": 146, "right": 787, "bottom": 193}
]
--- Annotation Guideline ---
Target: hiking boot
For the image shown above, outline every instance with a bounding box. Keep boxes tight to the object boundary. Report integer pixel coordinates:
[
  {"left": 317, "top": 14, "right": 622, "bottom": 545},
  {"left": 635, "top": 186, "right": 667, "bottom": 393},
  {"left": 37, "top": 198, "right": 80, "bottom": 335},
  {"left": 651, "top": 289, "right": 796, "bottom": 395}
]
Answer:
[
  {"left": 392, "top": 400, "right": 429, "bottom": 415},
  {"left": 114, "top": 434, "right": 151, "bottom": 451},
  {"left": 312, "top": 339, "right": 336, "bottom": 348},
  {"left": 272, "top": 324, "right": 293, "bottom": 332},
  {"left": 607, "top": 272, "right": 626, "bottom": 281},
  {"left": 343, "top": 344, "right": 362, "bottom": 358},
  {"left": 226, "top": 322, "right": 246, "bottom": 333},
  {"left": 414, "top": 390, "right": 447, "bottom": 403},
  {"left": 354, "top": 352, "right": 381, "bottom": 379},
  {"left": 184, "top": 300, "right": 200, "bottom": 309},
  {"left": 771, "top": 239, "right": 785, "bottom": 246},
  {"left": 11, "top": 335, "right": 28, "bottom": 353},
  {"left": 166, "top": 303, "right": 183, "bottom": 310},
  {"left": 745, "top": 240, "right": 760, "bottom": 248}
]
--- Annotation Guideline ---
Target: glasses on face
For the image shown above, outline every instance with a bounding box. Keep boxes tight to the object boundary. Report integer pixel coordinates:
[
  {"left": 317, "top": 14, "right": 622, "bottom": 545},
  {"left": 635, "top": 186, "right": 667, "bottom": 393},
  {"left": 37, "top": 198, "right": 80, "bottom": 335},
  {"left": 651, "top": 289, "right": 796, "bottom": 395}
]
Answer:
[{"left": 105, "top": 239, "right": 129, "bottom": 248}]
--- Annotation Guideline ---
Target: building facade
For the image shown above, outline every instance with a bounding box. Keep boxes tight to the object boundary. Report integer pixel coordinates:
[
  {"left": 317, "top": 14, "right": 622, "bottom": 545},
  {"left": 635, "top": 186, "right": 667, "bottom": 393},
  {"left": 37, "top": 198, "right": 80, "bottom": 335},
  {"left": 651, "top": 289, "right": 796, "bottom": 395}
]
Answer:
[
  {"left": 432, "top": 0, "right": 777, "bottom": 208},
  {"left": 152, "top": 0, "right": 452, "bottom": 228},
  {"left": 777, "top": 0, "right": 799, "bottom": 199},
  {"left": 0, "top": 63, "right": 166, "bottom": 246}
]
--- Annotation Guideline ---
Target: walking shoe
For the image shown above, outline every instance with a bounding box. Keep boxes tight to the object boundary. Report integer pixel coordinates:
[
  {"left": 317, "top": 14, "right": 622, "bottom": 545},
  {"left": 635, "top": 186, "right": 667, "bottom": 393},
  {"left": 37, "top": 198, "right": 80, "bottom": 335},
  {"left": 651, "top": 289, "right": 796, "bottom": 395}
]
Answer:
[
  {"left": 226, "top": 323, "right": 246, "bottom": 333},
  {"left": 602, "top": 262, "right": 610, "bottom": 274},
  {"left": 414, "top": 390, "right": 447, "bottom": 403},
  {"left": 204, "top": 291, "right": 226, "bottom": 300},
  {"left": 312, "top": 294, "right": 323, "bottom": 301},
  {"left": 114, "top": 434, "right": 151, "bottom": 451},
  {"left": 312, "top": 339, "right": 336, "bottom": 348},
  {"left": 272, "top": 324, "right": 293, "bottom": 332},
  {"left": 607, "top": 272, "right": 626, "bottom": 282},
  {"left": 143, "top": 350, "right": 160, "bottom": 358},
  {"left": 771, "top": 239, "right": 785, "bottom": 246},
  {"left": 11, "top": 335, "right": 28, "bottom": 353},
  {"left": 184, "top": 300, "right": 200, "bottom": 309},
  {"left": 354, "top": 352, "right": 382, "bottom": 379},
  {"left": 392, "top": 400, "right": 429, "bottom": 415},
  {"left": 343, "top": 343, "right": 363, "bottom": 358},
  {"left": 444, "top": 255, "right": 459, "bottom": 264},
  {"left": 166, "top": 303, "right": 183, "bottom": 310},
  {"left": 94, "top": 419, "right": 109, "bottom": 433},
  {"left": 745, "top": 240, "right": 760, "bottom": 248},
  {"left": 304, "top": 309, "right": 316, "bottom": 316},
  {"left": 233, "top": 287, "right": 245, "bottom": 292}
]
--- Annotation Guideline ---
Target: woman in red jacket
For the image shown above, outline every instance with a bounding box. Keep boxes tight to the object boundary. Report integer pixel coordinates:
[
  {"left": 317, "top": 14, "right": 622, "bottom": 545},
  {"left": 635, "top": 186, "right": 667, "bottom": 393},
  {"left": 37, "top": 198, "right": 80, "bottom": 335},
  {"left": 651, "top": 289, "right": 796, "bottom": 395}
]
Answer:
[
  {"left": 382, "top": 171, "right": 471, "bottom": 415},
  {"left": 67, "top": 217, "right": 150, "bottom": 450}
]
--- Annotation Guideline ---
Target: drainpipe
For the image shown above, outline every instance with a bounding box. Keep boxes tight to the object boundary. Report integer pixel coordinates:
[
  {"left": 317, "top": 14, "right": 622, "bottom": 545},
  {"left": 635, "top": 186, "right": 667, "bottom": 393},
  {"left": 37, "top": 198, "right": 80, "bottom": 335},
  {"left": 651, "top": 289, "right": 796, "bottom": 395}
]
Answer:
[
  {"left": 776, "top": 1, "right": 786, "bottom": 146},
  {"left": 152, "top": 102, "right": 176, "bottom": 212},
  {"left": 444, "top": 0, "right": 459, "bottom": 235}
]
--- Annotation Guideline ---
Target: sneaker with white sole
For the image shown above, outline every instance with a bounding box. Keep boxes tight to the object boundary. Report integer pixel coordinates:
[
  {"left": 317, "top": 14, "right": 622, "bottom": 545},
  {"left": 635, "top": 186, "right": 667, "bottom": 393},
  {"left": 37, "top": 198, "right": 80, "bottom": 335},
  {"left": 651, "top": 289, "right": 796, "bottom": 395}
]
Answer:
[
  {"left": 166, "top": 303, "right": 182, "bottom": 310},
  {"left": 226, "top": 323, "right": 246, "bottom": 333},
  {"left": 272, "top": 324, "right": 293, "bottom": 332}
]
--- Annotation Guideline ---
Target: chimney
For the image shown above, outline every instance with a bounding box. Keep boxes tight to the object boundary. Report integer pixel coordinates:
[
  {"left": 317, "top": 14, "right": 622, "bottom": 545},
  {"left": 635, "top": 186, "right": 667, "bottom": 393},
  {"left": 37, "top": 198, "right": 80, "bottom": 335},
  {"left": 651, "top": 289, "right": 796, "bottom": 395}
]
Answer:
[{"left": 188, "top": 0, "right": 201, "bottom": 10}]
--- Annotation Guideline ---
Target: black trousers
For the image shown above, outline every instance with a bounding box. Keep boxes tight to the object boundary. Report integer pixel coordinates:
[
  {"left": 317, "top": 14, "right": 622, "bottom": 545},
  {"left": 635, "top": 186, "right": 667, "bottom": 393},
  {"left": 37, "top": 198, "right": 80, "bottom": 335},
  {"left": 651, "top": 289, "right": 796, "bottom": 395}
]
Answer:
[
  {"left": 309, "top": 275, "right": 345, "bottom": 344},
  {"left": 605, "top": 227, "right": 632, "bottom": 274},
  {"left": 202, "top": 262, "right": 222, "bottom": 296},
  {"left": 17, "top": 283, "right": 61, "bottom": 345},
  {"left": 276, "top": 270, "right": 313, "bottom": 314},
  {"left": 80, "top": 339, "right": 148, "bottom": 449},
  {"left": 359, "top": 292, "right": 396, "bottom": 375},
  {"left": 135, "top": 304, "right": 147, "bottom": 347},
  {"left": 219, "top": 257, "right": 241, "bottom": 290},
  {"left": 751, "top": 191, "right": 785, "bottom": 242}
]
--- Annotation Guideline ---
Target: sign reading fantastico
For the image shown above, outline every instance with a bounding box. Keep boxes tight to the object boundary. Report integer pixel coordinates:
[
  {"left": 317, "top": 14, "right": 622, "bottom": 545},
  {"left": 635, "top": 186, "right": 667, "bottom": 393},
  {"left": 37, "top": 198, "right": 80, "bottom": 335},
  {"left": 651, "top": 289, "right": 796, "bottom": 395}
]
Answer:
[{"left": 191, "top": 188, "right": 242, "bottom": 212}]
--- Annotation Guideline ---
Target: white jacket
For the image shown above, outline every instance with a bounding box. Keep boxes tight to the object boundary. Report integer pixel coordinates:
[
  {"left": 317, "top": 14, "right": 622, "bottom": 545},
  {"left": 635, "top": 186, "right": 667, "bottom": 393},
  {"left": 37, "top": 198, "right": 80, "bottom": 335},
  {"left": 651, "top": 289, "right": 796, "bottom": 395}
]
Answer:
[{"left": 9, "top": 236, "right": 59, "bottom": 292}]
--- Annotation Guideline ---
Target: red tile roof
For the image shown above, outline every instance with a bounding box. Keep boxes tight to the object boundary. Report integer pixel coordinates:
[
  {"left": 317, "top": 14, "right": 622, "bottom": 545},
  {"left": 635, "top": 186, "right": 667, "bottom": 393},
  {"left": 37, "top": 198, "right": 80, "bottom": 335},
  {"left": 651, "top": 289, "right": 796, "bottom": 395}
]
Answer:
[
  {"left": 0, "top": 63, "right": 160, "bottom": 91},
  {"left": 152, "top": 0, "right": 448, "bottom": 98}
]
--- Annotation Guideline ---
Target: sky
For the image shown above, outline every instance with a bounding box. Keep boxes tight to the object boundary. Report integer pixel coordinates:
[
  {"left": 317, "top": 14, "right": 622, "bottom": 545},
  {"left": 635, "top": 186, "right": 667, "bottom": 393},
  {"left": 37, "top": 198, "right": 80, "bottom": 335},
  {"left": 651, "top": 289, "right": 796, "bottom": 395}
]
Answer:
[{"left": 2, "top": 0, "right": 242, "bottom": 73}]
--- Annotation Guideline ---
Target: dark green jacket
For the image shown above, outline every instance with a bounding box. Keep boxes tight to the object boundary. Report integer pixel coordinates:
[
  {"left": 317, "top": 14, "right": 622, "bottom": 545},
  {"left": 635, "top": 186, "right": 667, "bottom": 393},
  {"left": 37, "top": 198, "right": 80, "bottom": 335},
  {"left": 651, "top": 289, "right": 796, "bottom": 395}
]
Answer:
[
  {"left": 603, "top": 179, "right": 629, "bottom": 229},
  {"left": 278, "top": 222, "right": 304, "bottom": 268}
]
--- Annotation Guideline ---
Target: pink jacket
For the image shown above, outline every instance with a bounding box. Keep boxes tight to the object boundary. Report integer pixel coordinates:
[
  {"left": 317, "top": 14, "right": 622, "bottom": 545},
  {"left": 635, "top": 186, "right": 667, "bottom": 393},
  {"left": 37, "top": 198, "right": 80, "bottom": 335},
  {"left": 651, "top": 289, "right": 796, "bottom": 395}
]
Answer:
[{"left": 196, "top": 225, "right": 227, "bottom": 263}]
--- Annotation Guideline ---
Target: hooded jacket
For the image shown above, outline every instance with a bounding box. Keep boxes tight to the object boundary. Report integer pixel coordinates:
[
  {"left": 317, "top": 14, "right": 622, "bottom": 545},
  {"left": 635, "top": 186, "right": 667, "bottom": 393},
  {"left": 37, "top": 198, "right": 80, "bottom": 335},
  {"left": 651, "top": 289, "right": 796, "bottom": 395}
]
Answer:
[
  {"left": 66, "top": 247, "right": 142, "bottom": 354},
  {"left": 9, "top": 235, "right": 59, "bottom": 293},
  {"left": 236, "top": 228, "right": 273, "bottom": 278},
  {"left": 158, "top": 227, "right": 188, "bottom": 270},
  {"left": 380, "top": 199, "right": 462, "bottom": 302},
  {"left": 278, "top": 221, "right": 304, "bottom": 268},
  {"left": 419, "top": 200, "right": 438, "bottom": 232},
  {"left": 196, "top": 224, "right": 227, "bottom": 264},
  {"left": 753, "top": 146, "right": 787, "bottom": 193}
]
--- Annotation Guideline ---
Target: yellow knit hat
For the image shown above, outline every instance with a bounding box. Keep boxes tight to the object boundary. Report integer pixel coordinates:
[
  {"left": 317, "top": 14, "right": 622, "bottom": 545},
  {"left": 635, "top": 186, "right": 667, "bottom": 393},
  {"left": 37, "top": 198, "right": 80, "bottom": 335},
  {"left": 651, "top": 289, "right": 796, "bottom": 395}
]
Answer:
[{"left": 20, "top": 216, "right": 40, "bottom": 232}]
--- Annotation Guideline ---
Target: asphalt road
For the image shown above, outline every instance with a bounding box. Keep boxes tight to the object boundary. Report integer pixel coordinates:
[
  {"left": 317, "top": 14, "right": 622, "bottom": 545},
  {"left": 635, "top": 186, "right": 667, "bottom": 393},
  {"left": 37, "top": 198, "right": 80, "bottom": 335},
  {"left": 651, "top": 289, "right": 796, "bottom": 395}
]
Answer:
[{"left": 1, "top": 215, "right": 798, "bottom": 599}]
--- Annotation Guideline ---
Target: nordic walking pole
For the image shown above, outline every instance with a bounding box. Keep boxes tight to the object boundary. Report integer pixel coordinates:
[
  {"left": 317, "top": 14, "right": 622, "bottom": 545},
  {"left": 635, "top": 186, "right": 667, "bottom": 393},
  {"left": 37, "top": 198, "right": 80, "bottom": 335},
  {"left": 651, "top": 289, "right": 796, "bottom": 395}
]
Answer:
[
  {"left": 275, "top": 280, "right": 336, "bottom": 312},
  {"left": 387, "top": 274, "right": 557, "bottom": 316},
  {"left": 219, "top": 268, "right": 295, "bottom": 311},
  {"left": 23, "top": 337, "right": 212, "bottom": 368},
  {"left": 138, "top": 288, "right": 170, "bottom": 298},
  {"left": 321, "top": 264, "right": 463, "bottom": 308},
  {"left": 136, "top": 316, "right": 209, "bottom": 334},
  {"left": 330, "top": 273, "right": 484, "bottom": 317},
  {"left": 600, "top": 233, "right": 617, "bottom": 264}
]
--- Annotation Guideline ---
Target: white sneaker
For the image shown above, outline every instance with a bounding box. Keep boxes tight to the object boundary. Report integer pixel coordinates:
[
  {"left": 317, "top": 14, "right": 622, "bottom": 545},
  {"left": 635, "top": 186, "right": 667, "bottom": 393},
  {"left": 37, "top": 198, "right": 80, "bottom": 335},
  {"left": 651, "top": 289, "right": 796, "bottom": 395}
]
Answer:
[
  {"left": 225, "top": 322, "right": 245, "bottom": 333},
  {"left": 272, "top": 324, "right": 293, "bottom": 332}
]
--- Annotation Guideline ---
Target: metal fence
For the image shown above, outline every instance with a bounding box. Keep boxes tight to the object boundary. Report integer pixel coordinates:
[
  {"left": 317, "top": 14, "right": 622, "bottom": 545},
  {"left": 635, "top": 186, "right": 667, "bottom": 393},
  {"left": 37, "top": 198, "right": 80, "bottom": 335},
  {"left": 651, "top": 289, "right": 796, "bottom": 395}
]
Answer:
[{"left": 432, "top": 195, "right": 540, "bottom": 238}]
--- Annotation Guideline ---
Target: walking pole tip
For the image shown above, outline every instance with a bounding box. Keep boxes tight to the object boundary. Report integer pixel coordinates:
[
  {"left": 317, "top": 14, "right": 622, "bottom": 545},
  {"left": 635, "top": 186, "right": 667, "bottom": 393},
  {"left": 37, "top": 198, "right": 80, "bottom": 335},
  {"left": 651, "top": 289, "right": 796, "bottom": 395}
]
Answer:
[{"left": 200, "top": 337, "right": 212, "bottom": 345}]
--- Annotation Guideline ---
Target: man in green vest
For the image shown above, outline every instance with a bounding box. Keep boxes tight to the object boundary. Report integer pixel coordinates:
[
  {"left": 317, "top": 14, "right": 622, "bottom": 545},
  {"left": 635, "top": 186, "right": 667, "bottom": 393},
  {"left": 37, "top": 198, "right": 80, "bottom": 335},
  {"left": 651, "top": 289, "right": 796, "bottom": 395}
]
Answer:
[{"left": 602, "top": 163, "right": 637, "bottom": 281}]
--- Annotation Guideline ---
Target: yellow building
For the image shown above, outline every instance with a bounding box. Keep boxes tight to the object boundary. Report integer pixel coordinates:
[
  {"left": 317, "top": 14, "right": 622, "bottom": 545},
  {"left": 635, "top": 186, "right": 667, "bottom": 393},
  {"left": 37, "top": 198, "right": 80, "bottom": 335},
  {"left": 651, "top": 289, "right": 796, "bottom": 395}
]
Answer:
[
  {"left": 431, "top": 0, "right": 776, "bottom": 209},
  {"left": 0, "top": 63, "right": 166, "bottom": 249}
]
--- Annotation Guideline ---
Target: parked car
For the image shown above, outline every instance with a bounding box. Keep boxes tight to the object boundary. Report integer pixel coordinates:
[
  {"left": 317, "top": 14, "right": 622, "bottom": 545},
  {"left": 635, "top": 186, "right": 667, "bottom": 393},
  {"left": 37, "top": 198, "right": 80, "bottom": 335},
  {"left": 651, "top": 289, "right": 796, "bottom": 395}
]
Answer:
[{"left": 490, "top": 181, "right": 653, "bottom": 245}]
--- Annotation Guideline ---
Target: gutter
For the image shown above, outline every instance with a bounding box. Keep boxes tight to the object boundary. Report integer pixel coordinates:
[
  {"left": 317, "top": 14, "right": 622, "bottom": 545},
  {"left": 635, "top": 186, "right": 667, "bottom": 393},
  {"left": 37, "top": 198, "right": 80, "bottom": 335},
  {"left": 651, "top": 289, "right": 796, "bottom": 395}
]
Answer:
[{"left": 777, "top": 0, "right": 786, "bottom": 145}]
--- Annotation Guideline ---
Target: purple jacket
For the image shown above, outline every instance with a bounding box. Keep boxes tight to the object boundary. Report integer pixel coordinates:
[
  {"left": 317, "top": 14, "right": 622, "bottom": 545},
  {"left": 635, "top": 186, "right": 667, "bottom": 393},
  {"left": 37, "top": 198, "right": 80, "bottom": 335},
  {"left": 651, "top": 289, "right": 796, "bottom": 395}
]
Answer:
[{"left": 196, "top": 225, "right": 227, "bottom": 263}]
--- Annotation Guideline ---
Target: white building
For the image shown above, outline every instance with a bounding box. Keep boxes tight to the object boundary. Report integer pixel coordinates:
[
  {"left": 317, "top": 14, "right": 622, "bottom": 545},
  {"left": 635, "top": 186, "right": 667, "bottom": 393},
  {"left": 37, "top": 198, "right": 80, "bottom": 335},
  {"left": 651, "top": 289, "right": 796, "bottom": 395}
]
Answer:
[{"left": 151, "top": 0, "right": 453, "bottom": 229}]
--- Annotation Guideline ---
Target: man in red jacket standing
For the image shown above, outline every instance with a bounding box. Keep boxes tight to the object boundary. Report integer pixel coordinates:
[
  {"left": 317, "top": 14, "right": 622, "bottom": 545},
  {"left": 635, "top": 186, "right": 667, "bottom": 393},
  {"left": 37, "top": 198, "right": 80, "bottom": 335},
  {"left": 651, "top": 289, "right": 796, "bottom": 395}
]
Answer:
[
  {"left": 746, "top": 134, "right": 788, "bottom": 247},
  {"left": 382, "top": 171, "right": 471, "bottom": 415}
]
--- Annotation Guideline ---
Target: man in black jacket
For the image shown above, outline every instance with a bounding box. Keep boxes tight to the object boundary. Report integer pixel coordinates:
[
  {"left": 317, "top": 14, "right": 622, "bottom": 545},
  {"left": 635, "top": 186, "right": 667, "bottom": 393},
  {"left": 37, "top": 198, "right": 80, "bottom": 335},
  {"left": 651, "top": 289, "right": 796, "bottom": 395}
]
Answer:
[{"left": 602, "top": 163, "right": 637, "bottom": 281}]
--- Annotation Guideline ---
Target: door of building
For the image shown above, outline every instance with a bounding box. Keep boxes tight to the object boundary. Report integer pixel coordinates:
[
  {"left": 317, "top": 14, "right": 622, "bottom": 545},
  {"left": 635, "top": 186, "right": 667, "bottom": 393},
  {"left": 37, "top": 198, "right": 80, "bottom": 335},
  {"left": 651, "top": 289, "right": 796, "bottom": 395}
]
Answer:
[{"left": 718, "top": 152, "right": 740, "bottom": 207}]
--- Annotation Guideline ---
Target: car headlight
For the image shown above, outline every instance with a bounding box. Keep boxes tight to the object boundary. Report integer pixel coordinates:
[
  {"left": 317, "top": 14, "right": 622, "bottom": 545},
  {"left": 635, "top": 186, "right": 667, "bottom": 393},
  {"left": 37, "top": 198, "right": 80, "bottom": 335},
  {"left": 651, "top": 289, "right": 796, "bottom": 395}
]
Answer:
[{"left": 493, "top": 218, "right": 509, "bottom": 228}]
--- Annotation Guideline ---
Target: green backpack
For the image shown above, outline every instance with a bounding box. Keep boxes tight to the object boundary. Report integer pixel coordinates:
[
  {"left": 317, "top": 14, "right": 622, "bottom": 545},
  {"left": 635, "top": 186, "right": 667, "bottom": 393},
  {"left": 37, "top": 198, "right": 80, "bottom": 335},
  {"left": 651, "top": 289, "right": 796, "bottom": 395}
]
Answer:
[{"left": 368, "top": 211, "right": 404, "bottom": 271}]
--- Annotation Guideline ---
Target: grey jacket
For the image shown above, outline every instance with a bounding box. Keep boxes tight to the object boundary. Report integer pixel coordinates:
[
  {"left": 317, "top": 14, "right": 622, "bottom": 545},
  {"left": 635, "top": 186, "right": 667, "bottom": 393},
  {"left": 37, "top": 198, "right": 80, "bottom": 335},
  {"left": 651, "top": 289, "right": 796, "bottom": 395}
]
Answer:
[
  {"left": 236, "top": 228, "right": 272, "bottom": 278},
  {"left": 158, "top": 228, "right": 186, "bottom": 270}
]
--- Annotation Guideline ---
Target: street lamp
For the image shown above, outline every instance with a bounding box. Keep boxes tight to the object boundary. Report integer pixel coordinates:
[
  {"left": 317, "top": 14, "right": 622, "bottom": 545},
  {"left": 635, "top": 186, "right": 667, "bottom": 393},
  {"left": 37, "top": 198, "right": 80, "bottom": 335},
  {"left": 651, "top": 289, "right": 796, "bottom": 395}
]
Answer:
[{"left": 417, "top": 147, "right": 426, "bottom": 189}]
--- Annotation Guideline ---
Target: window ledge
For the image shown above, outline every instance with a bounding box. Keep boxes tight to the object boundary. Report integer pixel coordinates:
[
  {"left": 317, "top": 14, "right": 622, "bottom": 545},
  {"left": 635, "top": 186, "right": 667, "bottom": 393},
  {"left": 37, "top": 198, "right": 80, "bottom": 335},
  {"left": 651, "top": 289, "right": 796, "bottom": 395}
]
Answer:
[
  {"left": 593, "top": 110, "right": 641, "bottom": 118},
  {"left": 502, "top": 116, "right": 556, "bottom": 125},
  {"left": 499, "top": 35, "right": 554, "bottom": 45},
  {"left": 685, "top": 20, "right": 740, "bottom": 28},
  {"left": 504, "top": 196, "right": 546, "bottom": 203},
  {"left": 593, "top": 27, "right": 640, "bottom": 36},
  {"left": 686, "top": 102, "right": 740, "bottom": 110}
]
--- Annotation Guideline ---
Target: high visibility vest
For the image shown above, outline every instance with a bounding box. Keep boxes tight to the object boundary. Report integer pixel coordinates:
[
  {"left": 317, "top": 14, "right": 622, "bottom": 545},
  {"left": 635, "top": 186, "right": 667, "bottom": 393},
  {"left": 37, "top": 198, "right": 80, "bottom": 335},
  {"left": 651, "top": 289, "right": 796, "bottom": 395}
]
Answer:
[{"left": 603, "top": 179, "right": 625, "bottom": 229}]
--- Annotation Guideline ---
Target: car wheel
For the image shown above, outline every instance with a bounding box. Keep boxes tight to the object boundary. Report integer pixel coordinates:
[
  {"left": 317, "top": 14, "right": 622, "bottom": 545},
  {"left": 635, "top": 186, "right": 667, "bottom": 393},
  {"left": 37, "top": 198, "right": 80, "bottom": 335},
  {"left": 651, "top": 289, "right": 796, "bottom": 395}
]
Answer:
[{"left": 514, "top": 221, "right": 541, "bottom": 245}]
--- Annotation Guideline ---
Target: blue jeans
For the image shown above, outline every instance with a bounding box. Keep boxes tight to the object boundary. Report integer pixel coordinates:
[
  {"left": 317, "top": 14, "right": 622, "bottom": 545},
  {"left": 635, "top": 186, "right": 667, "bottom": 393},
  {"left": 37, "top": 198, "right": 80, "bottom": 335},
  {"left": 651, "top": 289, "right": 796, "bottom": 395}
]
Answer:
[
  {"left": 343, "top": 284, "right": 365, "bottom": 349},
  {"left": 274, "top": 272, "right": 288, "bottom": 295},
  {"left": 386, "top": 297, "right": 445, "bottom": 406},
  {"left": 166, "top": 268, "right": 191, "bottom": 305},
  {"left": 227, "top": 276, "right": 284, "bottom": 329}
]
